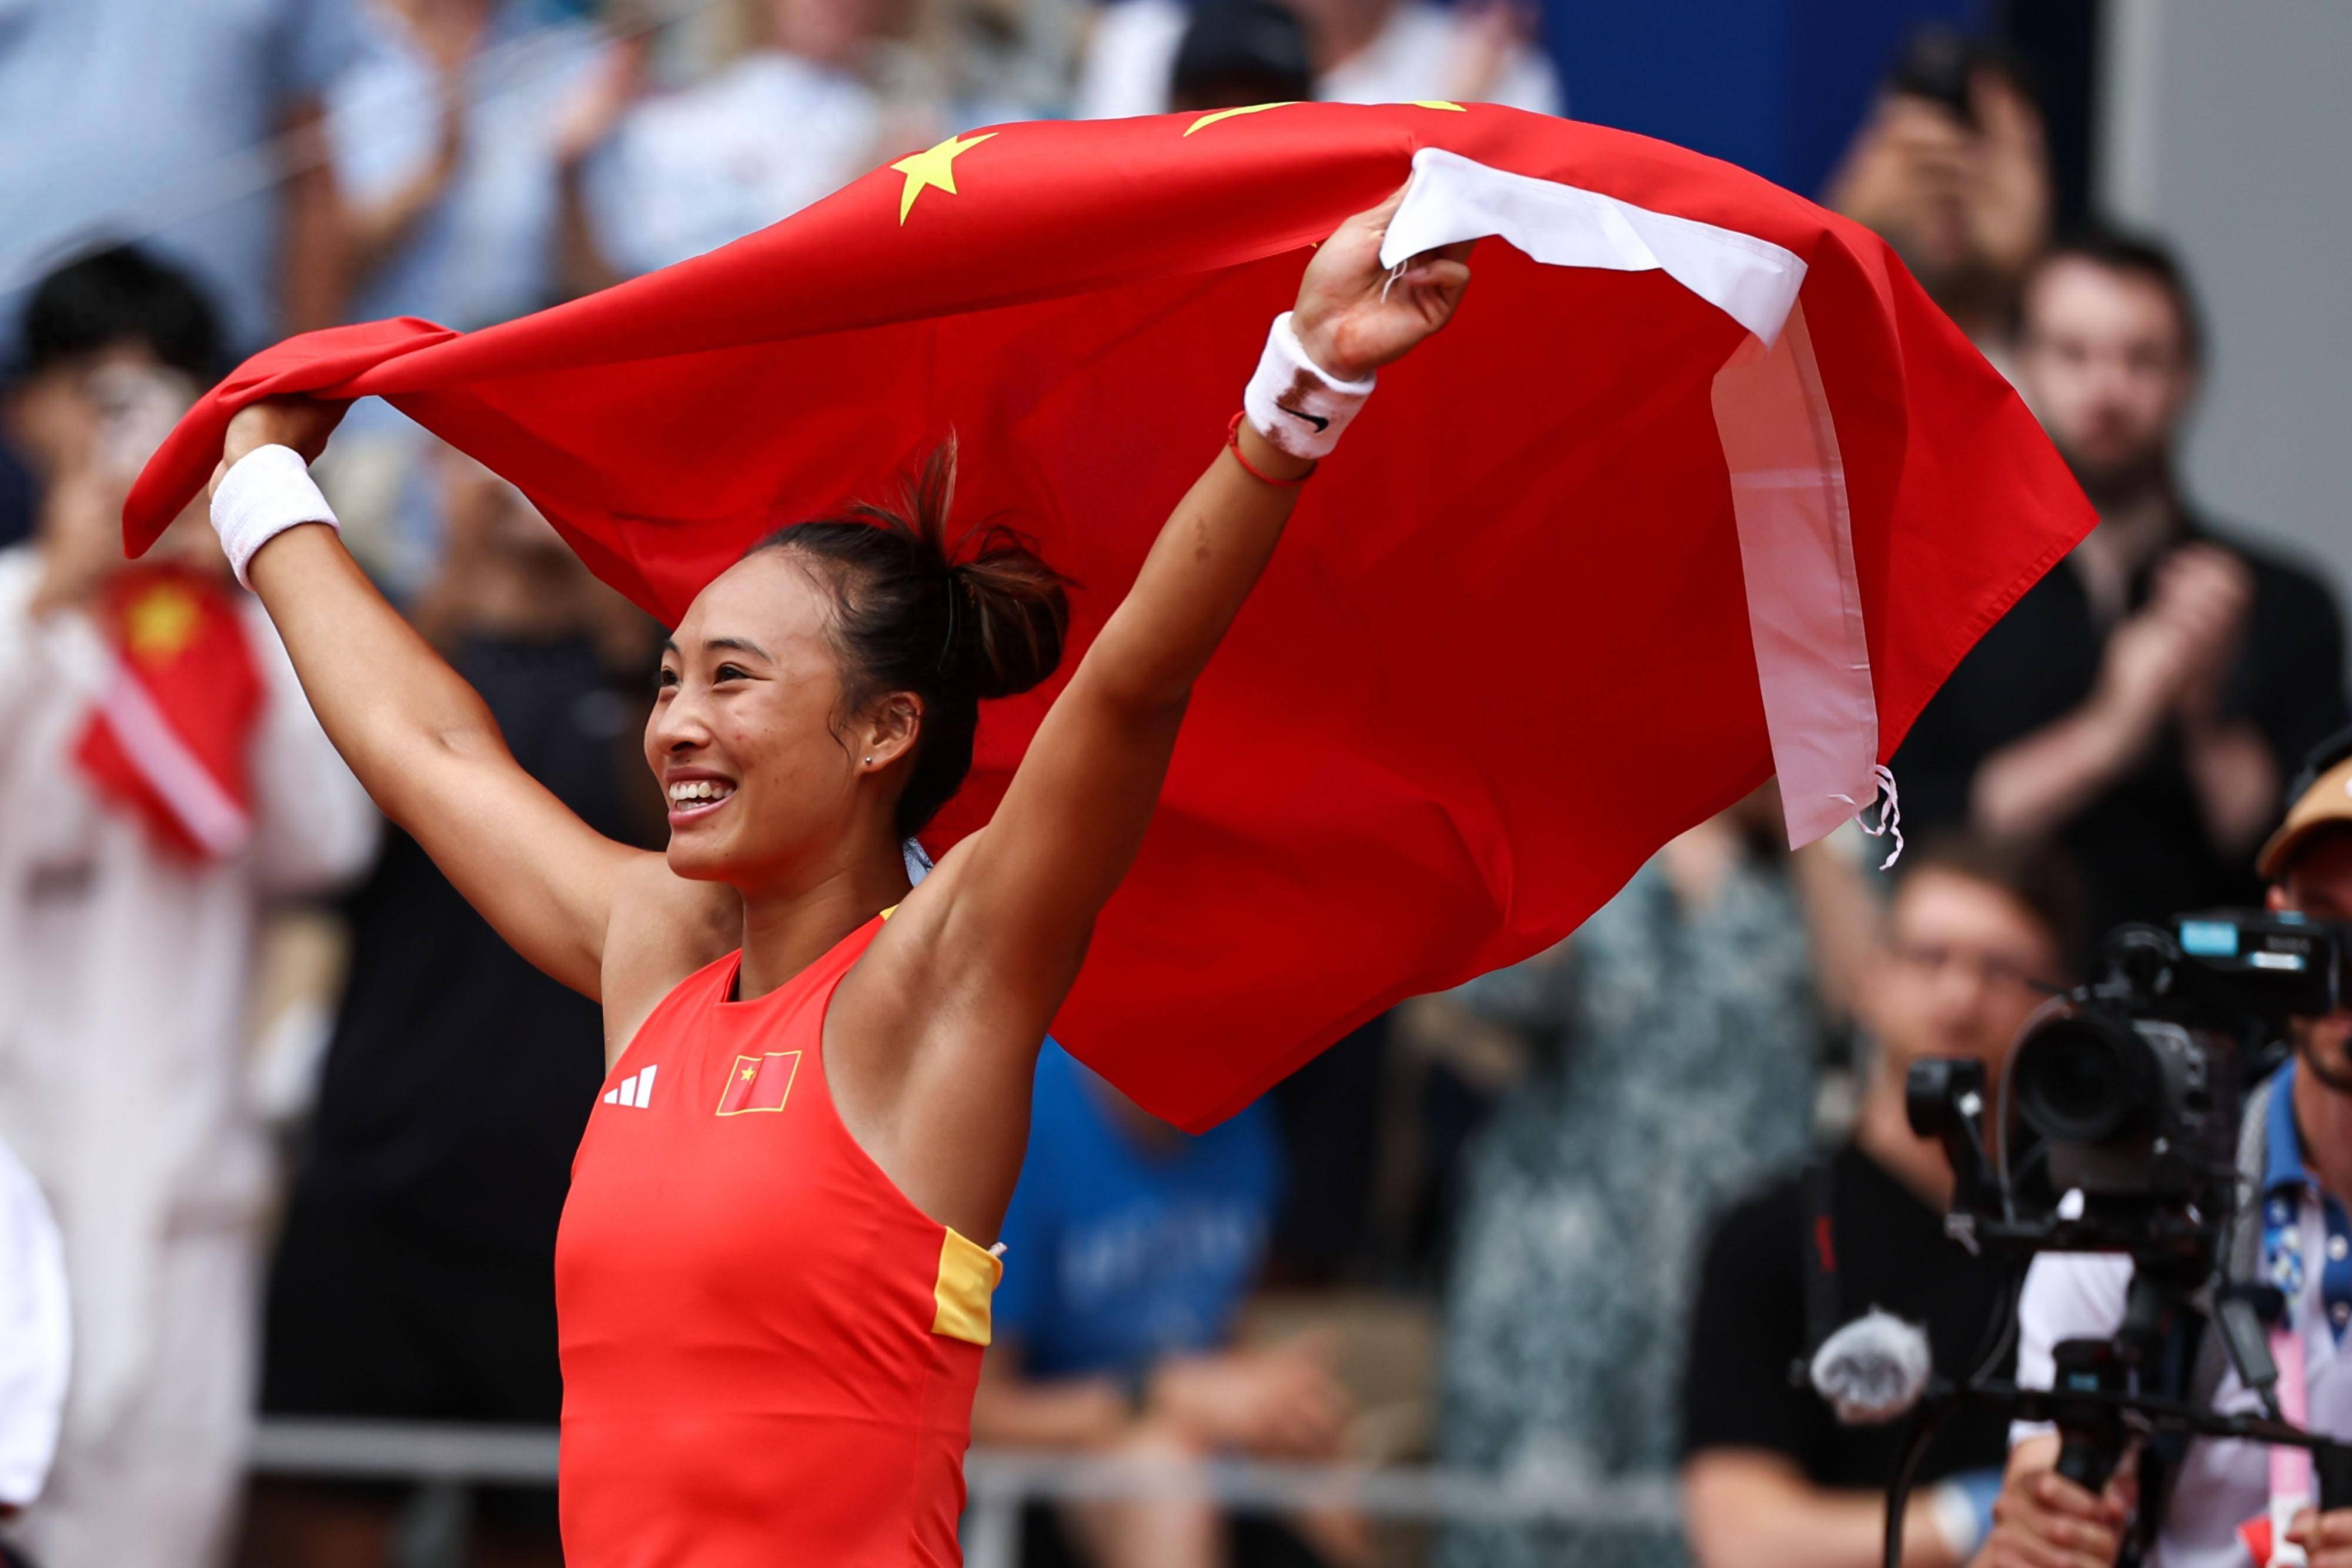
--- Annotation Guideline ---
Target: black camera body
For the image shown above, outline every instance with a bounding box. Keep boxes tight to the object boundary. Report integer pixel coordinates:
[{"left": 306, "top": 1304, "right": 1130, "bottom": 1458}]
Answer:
[
  {"left": 2017, "top": 1008, "right": 2229, "bottom": 1203},
  {"left": 1912, "top": 910, "right": 2344, "bottom": 1268},
  {"left": 2018, "top": 912, "right": 2341, "bottom": 1224}
]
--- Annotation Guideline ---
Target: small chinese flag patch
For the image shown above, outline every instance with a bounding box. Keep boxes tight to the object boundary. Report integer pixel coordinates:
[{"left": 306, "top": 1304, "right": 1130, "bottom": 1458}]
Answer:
[{"left": 716, "top": 1051, "right": 800, "bottom": 1115}]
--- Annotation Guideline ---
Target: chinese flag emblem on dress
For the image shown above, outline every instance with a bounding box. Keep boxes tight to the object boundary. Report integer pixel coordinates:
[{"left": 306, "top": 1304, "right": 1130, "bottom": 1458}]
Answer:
[{"left": 716, "top": 1052, "right": 800, "bottom": 1116}]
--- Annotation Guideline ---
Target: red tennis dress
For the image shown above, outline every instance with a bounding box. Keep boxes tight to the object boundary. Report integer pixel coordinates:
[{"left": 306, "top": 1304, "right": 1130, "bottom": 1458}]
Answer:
[{"left": 555, "top": 914, "right": 1002, "bottom": 1566}]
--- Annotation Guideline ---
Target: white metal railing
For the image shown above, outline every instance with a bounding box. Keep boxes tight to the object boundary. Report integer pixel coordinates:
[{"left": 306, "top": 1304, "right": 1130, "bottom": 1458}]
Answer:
[{"left": 250, "top": 1419, "right": 1684, "bottom": 1568}]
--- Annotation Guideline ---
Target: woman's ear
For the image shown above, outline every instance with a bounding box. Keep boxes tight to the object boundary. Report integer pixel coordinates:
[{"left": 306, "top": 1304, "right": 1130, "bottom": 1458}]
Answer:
[{"left": 858, "top": 693, "right": 923, "bottom": 771}]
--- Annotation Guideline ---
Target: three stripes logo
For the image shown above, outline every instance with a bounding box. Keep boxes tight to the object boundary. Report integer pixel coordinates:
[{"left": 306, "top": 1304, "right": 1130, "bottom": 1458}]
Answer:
[{"left": 602, "top": 1065, "right": 657, "bottom": 1108}]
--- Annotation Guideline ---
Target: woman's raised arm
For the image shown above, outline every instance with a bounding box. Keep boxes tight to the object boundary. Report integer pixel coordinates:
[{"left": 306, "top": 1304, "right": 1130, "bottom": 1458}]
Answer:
[
  {"left": 898, "top": 189, "right": 1472, "bottom": 1040},
  {"left": 211, "top": 401, "right": 671, "bottom": 1002}
]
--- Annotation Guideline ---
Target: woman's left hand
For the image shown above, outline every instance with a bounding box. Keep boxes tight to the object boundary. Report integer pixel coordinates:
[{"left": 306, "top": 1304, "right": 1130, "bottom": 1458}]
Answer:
[{"left": 1291, "top": 185, "right": 1475, "bottom": 383}]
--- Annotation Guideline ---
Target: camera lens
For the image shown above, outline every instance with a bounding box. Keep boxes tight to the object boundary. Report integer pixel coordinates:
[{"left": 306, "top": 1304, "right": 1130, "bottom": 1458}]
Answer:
[{"left": 2012, "top": 1009, "right": 2150, "bottom": 1146}]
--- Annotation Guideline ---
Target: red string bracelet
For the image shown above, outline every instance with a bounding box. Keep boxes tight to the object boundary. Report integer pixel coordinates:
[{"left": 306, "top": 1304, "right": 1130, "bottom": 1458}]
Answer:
[{"left": 1226, "top": 412, "right": 1313, "bottom": 487}]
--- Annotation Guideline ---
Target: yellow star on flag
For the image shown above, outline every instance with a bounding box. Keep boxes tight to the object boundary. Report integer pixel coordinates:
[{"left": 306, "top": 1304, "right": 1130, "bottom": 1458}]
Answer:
[
  {"left": 890, "top": 132, "right": 996, "bottom": 225},
  {"left": 1184, "top": 101, "right": 1299, "bottom": 136},
  {"left": 125, "top": 583, "right": 199, "bottom": 661}
]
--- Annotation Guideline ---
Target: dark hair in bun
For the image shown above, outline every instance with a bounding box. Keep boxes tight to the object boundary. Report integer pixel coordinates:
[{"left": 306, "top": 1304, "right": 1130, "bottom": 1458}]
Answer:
[{"left": 745, "top": 438, "right": 1072, "bottom": 836}]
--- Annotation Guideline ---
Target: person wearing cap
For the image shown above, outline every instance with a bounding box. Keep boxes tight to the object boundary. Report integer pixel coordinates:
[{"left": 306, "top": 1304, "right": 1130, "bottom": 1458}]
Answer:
[{"left": 1987, "top": 733, "right": 2352, "bottom": 1568}]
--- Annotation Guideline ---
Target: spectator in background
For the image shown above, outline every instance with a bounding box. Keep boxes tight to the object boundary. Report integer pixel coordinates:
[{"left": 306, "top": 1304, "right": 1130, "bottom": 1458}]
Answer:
[
  {"left": 971, "top": 1044, "right": 1362, "bottom": 1568},
  {"left": 1986, "top": 746, "right": 2352, "bottom": 1568},
  {"left": 1824, "top": 26, "right": 2048, "bottom": 376},
  {"left": 0, "top": 0, "right": 358, "bottom": 552},
  {"left": 1679, "top": 835, "right": 2079, "bottom": 1568},
  {"left": 1893, "top": 232, "right": 2350, "bottom": 949},
  {"left": 0, "top": 0, "right": 357, "bottom": 364},
  {"left": 0, "top": 250, "right": 376, "bottom": 1568},
  {"left": 320, "top": 0, "right": 620, "bottom": 596},
  {"left": 0, "top": 1131, "right": 70, "bottom": 1568},
  {"left": 239, "top": 449, "right": 663, "bottom": 1568},
  {"left": 1074, "top": 0, "right": 1556, "bottom": 124},
  {"left": 1435, "top": 790, "right": 1870, "bottom": 1568},
  {"left": 560, "top": 0, "right": 927, "bottom": 291},
  {"left": 329, "top": 0, "right": 614, "bottom": 331},
  {"left": 1167, "top": 0, "right": 1314, "bottom": 113}
]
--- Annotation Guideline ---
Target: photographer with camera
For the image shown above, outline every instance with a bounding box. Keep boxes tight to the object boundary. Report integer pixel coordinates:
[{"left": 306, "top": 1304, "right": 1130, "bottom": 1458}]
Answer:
[
  {"left": 1989, "top": 740, "right": 2352, "bottom": 1568},
  {"left": 1681, "top": 835, "right": 2080, "bottom": 1568}
]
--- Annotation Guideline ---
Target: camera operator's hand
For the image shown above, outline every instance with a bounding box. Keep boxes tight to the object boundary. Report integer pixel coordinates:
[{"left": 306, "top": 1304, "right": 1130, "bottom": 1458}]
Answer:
[
  {"left": 2289, "top": 1506, "right": 2352, "bottom": 1568},
  {"left": 1982, "top": 1439, "right": 2132, "bottom": 1568}
]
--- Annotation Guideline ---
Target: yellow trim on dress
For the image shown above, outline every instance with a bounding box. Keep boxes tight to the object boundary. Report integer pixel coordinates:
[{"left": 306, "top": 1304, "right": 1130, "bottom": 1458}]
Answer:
[{"left": 932, "top": 1229, "right": 1003, "bottom": 1345}]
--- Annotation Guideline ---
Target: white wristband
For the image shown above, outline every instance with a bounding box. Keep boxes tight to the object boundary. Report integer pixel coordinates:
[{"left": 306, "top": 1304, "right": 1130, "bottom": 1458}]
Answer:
[
  {"left": 1242, "top": 311, "right": 1375, "bottom": 460},
  {"left": 209, "top": 443, "right": 339, "bottom": 589}
]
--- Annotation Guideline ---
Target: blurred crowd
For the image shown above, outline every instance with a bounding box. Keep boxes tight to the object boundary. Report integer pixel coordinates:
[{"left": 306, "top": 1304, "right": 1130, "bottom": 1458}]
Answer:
[{"left": 0, "top": 5, "right": 2345, "bottom": 1568}]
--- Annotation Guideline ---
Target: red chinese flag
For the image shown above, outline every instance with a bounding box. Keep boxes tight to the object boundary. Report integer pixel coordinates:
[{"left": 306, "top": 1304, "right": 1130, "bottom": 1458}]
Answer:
[
  {"left": 716, "top": 1052, "right": 801, "bottom": 1116},
  {"left": 73, "top": 564, "right": 263, "bottom": 859},
  {"left": 126, "top": 104, "right": 2092, "bottom": 1129}
]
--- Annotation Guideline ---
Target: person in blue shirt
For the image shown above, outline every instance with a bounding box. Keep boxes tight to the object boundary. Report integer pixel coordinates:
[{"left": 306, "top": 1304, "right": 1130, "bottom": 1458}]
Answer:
[{"left": 974, "top": 1043, "right": 1360, "bottom": 1568}]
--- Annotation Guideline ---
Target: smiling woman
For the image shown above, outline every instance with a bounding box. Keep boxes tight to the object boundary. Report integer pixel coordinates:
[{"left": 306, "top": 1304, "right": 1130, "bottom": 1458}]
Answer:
[
  {"left": 653, "top": 442, "right": 1070, "bottom": 878},
  {"left": 192, "top": 185, "right": 1472, "bottom": 1567}
]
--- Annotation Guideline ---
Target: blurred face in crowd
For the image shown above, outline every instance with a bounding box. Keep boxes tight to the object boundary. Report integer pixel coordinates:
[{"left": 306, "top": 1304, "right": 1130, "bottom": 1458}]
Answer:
[
  {"left": 2018, "top": 257, "right": 2198, "bottom": 506},
  {"left": 1867, "top": 867, "right": 2064, "bottom": 1083},
  {"left": 771, "top": 0, "right": 890, "bottom": 70},
  {"left": 6, "top": 340, "right": 225, "bottom": 573},
  {"left": 433, "top": 451, "right": 616, "bottom": 633},
  {"left": 2271, "top": 831, "right": 2352, "bottom": 1089},
  {"left": 442, "top": 454, "right": 577, "bottom": 571},
  {"left": 1869, "top": 93, "right": 1978, "bottom": 285},
  {"left": 6, "top": 342, "right": 168, "bottom": 477}
]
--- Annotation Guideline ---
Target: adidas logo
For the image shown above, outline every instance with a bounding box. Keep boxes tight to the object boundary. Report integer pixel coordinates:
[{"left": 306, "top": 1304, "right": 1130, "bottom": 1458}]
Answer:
[{"left": 602, "top": 1065, "right": 658, "bottom": 1108}]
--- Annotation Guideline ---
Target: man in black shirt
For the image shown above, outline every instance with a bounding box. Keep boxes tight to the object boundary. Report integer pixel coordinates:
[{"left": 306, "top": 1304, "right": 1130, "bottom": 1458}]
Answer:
[
  {"left": 1681, "top": 836, "right": 2079, "bottom": 1568},
  {"left": 1892, "top": 230, "right": 2348, "bottom": 948}
]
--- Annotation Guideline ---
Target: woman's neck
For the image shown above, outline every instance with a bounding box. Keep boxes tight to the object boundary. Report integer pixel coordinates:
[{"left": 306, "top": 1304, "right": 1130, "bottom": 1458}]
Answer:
[{"left": 734, "top": 840, "right": 911, "bottom": 1000}]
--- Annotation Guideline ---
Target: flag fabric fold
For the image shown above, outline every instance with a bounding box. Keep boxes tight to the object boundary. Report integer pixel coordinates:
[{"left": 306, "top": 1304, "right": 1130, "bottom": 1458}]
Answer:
[{"left": 127, "top": 102, "right": 2091, "bottom": 1129}]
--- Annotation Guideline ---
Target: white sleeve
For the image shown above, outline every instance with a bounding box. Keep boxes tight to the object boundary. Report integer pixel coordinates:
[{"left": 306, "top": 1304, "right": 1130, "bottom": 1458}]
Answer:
[
  {"left": 241, "top": 606, "right": 381, "bottom": 897},
  {"left": 0, "top": 1137, "right": 69, "bottom": 1510},
  {"left": 0, "top": 549, "right": 65, "bottom": 746},
  {"left": 2011, "top": 1252, "right": 2134, "bottom": 1445}
]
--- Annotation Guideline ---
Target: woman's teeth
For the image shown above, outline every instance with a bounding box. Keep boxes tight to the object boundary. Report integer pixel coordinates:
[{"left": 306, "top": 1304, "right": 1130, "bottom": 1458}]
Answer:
[{"left": 669, "top": 780, "right": 735, "bottom": 807}]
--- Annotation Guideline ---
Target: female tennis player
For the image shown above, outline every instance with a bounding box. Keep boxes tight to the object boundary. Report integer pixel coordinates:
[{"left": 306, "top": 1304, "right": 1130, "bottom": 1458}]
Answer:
[{"left": 203, "top": 189, "right": 1469, "bottom": 1564}]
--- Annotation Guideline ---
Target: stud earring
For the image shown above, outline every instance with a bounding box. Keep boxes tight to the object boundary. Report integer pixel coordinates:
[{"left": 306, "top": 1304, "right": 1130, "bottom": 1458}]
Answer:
[{"left": 863, "top": 756, "right": 873, "bottom": 765}]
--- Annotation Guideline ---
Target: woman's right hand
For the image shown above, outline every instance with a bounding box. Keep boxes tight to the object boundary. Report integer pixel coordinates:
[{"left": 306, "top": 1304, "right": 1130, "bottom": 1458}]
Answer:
[
  {"left": 1290, "top": 188, "right": 1474, "bottom": 384},
  {"left": 212, "top": 397, "right": 349, "bottom": 494}
]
